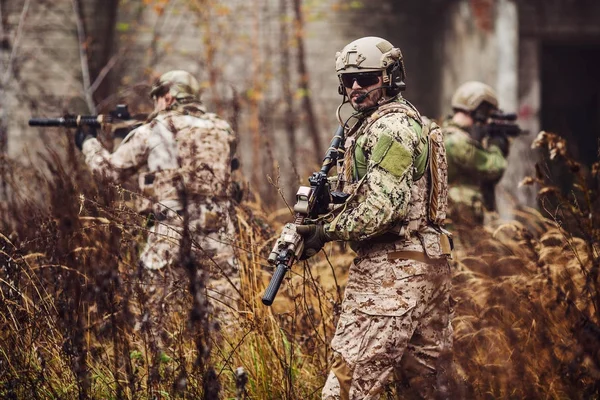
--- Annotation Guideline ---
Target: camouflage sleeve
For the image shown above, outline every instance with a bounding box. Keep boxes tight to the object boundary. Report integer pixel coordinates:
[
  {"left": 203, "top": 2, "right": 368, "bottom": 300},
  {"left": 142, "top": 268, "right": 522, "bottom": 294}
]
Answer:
[
  {"left": 328, "top": 114, "right": 417, "bottom": 241},
  {"left": 445, "top": 134, "right": 507, "bottom": 182},
  {"left": 81, "top": 124, "right": 151, "bottom": 182}
]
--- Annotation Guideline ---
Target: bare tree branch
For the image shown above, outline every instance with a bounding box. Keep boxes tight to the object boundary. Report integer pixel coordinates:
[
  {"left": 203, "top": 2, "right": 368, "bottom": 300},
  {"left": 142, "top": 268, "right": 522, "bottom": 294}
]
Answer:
[
  {"left": 89, "top": 50, "right": 122, "bottom": 96},
  {"left": 0, "top": 0, "right": 31, "bottom": 157},
  {"left": 1, "top": 0, "right": 31, "bottom": 87},
  {"left": 71, "top": 0, "right": 96, "bottom": 114},
  {"left": 0, "top": 3, "right": 5, "bottom": 60}
]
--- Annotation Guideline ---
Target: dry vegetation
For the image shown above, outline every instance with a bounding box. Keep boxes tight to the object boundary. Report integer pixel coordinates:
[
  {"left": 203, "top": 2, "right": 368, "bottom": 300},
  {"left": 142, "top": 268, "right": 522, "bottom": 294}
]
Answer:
[{"left": 0, "top": 132, "right": 598, "bottom": 399}]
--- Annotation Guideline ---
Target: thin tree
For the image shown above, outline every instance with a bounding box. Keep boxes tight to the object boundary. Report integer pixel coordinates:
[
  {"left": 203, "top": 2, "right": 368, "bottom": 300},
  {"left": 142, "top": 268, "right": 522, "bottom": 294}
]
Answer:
[
  {"left": 292, "top": 0, "right": 322, "bottom": 163},
  {"left": 279, "top": 0, "right": 298, "bottom": 181}
]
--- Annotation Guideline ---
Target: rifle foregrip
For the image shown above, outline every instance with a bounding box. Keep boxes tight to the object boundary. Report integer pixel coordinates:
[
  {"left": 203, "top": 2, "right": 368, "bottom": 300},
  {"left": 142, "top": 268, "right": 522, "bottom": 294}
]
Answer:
[{"left": 262, "top": 263, "right": 289, "bottom": 306}]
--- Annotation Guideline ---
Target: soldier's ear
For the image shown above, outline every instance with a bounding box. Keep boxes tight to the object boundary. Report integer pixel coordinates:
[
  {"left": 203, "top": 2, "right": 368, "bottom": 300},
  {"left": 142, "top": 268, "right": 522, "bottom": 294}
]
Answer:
[{"left": 165, "top": 93, "right": 176, "bottom": 106}]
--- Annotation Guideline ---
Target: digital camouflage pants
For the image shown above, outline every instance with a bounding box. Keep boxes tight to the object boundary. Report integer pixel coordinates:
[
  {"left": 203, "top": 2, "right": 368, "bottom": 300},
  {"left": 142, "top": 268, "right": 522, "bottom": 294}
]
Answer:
[
  {"left": 139, "top": 202, "right": 240, "bottom": 313},
  {"left": 322, "top": 250, "right": 453, "bottom": 400},
  {"left": 133, "top": 203, "right": 240, "bottom": 383}
]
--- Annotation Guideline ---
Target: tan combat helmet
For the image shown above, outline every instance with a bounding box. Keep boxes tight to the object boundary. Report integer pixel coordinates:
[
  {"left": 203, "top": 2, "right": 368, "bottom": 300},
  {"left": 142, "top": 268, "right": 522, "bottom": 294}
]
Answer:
[
  {"left": 150, "top": 70, "right": 201, "bottom": 102},
  {"left": 335, "top": 36, "right": 406, "bottom": 95},
  {"left": 451, "top": 81, "right": 499, "bottom": 113}
]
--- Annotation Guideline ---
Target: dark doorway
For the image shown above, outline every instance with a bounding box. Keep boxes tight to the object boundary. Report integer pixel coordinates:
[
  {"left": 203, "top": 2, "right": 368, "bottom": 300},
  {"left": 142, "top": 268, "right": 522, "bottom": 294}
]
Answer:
[{"left": 541, "top": 43, "right": 600, "bottom": 168}]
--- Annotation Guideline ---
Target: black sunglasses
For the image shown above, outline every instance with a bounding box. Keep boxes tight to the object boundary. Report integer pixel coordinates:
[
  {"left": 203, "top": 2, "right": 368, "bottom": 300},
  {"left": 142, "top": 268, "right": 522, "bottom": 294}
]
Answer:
[{"left": 340, "top": 72, "right": 381, "bottom": 88}]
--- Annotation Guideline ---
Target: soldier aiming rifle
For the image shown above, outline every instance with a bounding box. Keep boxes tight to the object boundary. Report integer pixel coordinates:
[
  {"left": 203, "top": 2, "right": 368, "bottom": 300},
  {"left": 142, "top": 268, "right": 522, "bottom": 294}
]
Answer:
[
  {"left": 30, "top": 70, "right": 240, "bottom": 393},
  {"left": 442, "top": 81, "right": 524, "bottom": 229}
]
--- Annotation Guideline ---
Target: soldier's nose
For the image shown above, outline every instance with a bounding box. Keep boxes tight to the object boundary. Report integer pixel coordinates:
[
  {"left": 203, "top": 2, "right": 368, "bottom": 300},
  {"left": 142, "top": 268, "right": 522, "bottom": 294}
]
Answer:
[{"left": 352, "top": 80, "right": 362, "bottom": 89}]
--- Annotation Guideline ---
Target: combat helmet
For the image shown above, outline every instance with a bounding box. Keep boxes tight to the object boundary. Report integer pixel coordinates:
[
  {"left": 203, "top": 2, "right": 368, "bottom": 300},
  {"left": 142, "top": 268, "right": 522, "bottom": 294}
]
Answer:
[
  {"left": 451, "top": 81, "right": 498, "bottom": 113},
  {"left": 335, "top": 36, "right": 406, "bottom": 96},
  {"left": 150, "top": 70, "right": 201, "bottom": 102}
]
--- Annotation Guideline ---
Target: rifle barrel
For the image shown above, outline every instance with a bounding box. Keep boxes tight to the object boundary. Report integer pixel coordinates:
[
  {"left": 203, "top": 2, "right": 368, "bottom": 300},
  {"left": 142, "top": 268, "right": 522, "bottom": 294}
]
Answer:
[{"left": 28, "top": 115, "right": 103, "bottom": 127}]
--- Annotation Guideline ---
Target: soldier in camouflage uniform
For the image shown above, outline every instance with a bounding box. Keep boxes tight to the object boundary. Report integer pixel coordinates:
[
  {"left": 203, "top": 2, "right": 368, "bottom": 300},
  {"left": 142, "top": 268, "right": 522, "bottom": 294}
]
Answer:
[
  {"left": 295, "top": 37, "right": 453, "bottom": 400},
  {"left": 75, "top": 70, "right": 239, "bottom": 374},
  {"left": 442, "top": 81, "right": 509, "bottom": 227}
]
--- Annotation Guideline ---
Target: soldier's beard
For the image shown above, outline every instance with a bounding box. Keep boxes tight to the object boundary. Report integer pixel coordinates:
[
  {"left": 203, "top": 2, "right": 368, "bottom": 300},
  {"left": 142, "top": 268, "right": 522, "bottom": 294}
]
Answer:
[{"left": 350, "top": 89, "right": 383, "bottom": 111}]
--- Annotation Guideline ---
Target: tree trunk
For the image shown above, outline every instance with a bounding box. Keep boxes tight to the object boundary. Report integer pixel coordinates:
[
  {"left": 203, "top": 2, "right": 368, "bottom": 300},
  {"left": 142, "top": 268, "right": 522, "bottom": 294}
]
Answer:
[{"left": 292, "top": 0, "right": 322, "bottom": 164}]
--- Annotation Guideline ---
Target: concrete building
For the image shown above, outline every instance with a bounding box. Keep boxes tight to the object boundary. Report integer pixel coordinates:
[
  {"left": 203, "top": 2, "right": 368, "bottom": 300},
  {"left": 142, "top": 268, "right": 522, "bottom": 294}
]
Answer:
[{"left": 2, "top": 0, "right": 599, "bottom": 212}]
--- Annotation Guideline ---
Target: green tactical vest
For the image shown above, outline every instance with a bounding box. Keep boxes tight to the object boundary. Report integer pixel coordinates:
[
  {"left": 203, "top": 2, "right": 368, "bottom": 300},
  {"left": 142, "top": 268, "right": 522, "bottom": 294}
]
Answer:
[{"left": 351, "top": 102, "right": 428, "bottom": 182}]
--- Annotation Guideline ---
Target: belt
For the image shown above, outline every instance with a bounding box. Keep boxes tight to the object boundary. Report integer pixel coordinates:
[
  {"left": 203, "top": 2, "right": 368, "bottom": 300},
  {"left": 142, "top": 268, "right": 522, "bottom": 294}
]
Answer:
[{"left": 387, "top": 250, "right": 448, "bottom": 265}]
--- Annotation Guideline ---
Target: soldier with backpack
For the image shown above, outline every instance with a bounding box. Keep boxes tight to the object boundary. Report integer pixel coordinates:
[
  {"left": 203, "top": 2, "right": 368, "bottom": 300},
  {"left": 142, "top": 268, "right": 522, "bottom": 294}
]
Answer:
[
  {"left": 76, "top": 70, "right": 240, "bottom": 386},
  {"left": 294, "top": 36, "right": 454, "bottom": 399}
]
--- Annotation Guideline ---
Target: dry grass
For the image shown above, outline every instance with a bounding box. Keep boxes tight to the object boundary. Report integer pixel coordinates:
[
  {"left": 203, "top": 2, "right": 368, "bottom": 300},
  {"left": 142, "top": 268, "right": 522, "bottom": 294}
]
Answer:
[{"left": 0, "top": 132, "right": 599, "bottom": 399}]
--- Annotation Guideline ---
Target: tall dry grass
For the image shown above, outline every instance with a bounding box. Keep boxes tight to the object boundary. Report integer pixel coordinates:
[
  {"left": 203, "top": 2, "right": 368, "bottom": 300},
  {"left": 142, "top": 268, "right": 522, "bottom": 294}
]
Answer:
[{"left": 0, "top": 131, "right": 598, "bottom": 399}]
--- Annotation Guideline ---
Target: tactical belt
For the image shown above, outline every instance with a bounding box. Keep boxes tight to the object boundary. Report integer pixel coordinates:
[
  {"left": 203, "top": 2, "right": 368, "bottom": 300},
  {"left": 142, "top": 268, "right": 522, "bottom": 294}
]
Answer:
[
  {"left": 387, "top": 250, "right": 447, "bottom": 265},
  {"left": 387, "top": 232, "right": 453, "bottom": 264}
]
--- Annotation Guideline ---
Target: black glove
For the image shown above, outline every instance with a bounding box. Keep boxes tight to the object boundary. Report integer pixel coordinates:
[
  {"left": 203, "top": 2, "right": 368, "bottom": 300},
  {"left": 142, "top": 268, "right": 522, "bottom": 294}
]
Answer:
[
  {"left": 487, "top": 134, "right": 510, "bottom": 157},
  {"left": 74, "top": 127, "right": 97, "bottom": 151},
  {"left": 296, "top": 224, "right": 331, "bottom": 260}
]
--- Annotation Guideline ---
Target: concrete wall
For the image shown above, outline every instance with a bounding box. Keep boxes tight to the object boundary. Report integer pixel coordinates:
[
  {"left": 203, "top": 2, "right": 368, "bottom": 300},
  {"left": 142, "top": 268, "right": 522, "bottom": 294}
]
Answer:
[
  {"left": 1, "top": 0, "right": 119, "bottom": 159},
  {"left": 1, "top": 1, "right": 81, "bottom": 158},
  {"left": 3, "top": 0, "right": 600, "bottom": 210}
]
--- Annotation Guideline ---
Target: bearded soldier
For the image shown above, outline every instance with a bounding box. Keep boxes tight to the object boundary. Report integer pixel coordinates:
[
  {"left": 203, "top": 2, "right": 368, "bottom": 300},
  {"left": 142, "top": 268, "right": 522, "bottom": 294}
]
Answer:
[
  {"left": 75, "top": 70, "right": 239, "bottom": 377},
  {"left": 442, "top": 81, "right": 509, "bottom": 227},
  {"left": 295, "top": 36, "right": 453, "bottom": 399}
]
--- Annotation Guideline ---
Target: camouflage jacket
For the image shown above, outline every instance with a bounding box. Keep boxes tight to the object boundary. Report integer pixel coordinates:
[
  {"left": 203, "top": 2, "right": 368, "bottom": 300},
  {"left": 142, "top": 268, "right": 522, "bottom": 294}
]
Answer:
[
  {"left": 327, "top": 97, "right": 446, "bottom": 257},
  {"left": 442, "top": 119, "right": 506, "bottom": 208},
  {"left": 82, "top": 102, "right": 237, "bottom": 213}
]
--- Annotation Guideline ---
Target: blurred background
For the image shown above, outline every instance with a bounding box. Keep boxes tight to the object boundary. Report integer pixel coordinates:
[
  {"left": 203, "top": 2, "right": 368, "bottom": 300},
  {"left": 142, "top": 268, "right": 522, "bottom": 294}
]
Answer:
[
  {"left": 2, "top": 0, "right": 599, "bottom": 213},
  {"left": 1, "top": 2, "right": 599, "bottom": 398}
]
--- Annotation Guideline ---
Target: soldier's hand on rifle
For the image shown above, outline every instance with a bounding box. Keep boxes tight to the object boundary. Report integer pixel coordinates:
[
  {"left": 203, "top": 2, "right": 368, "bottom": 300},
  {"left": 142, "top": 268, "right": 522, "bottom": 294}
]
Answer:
[
  {"left": 487, "top": 134, "right": 510, "bottom": 157},
  {"left": 74, "top": 126, "right": 97, "bottom": 150},
  {"left": 296, "top": 223, "right": 332, "bottom": 260}
]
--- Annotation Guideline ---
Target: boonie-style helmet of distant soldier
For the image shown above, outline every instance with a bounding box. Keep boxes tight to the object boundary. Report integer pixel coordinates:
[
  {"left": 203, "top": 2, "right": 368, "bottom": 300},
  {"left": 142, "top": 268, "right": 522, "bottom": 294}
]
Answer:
[
  {"left": 451, "top": 81, "right": 499, "bottom": 118},
  {"left": 335, "top": 36, "right": 406, "bottom": 97},
  {"left": 150, "top": 70, "right": 201, "bottom": 102}
]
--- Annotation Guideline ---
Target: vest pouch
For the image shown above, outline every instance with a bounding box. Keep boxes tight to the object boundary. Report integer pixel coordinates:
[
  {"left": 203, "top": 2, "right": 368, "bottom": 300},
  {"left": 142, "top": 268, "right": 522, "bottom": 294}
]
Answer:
[{"left": 416, "top": 230, "right": 445, "bottom": 260}]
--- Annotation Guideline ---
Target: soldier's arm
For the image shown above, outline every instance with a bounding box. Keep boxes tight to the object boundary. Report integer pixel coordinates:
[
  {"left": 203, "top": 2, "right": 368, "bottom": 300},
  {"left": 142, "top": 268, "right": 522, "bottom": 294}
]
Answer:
[
  {"left": 446, "top": 135, "right": 507, "bottom": 182},
  {"left": 327, "top": 115, "right": 416, "bottom": 241},
  {"left": 81, "top": 124, "right": 152, "bottom": 182}
]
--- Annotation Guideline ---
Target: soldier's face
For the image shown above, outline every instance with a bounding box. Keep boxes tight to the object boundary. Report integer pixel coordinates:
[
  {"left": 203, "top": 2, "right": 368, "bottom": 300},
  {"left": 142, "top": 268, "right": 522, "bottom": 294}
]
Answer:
[{"left": 341, "top": 72, "right": 384, "bottom": 111}]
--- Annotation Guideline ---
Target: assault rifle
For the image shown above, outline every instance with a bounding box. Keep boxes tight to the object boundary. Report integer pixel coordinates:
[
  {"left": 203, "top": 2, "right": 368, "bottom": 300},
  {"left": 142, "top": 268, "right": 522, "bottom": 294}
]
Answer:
[
  {"left": 487, "top": 110, "right": 523, "bottom": 138},
  {"left": 480, "top": 111, "right": 525, "bottom": 212},
  {"left": 262, "top": 125, "right": 346, "bottom": 306},
  {"left": 29, "top": 104, "right": 146, "bottom": 138}
]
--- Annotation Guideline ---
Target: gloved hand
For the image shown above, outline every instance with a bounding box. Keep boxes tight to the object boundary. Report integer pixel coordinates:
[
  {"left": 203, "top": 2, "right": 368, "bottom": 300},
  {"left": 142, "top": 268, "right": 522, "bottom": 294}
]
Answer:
[
  {"left": 296, "top": 224, "right": 332, "bottom": 260},
  {"left": 74, "top": 127, "right": 97, "bottom": 151},
  {"left": 487, "top": 134, "right": 510, "bottom": 157}
]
